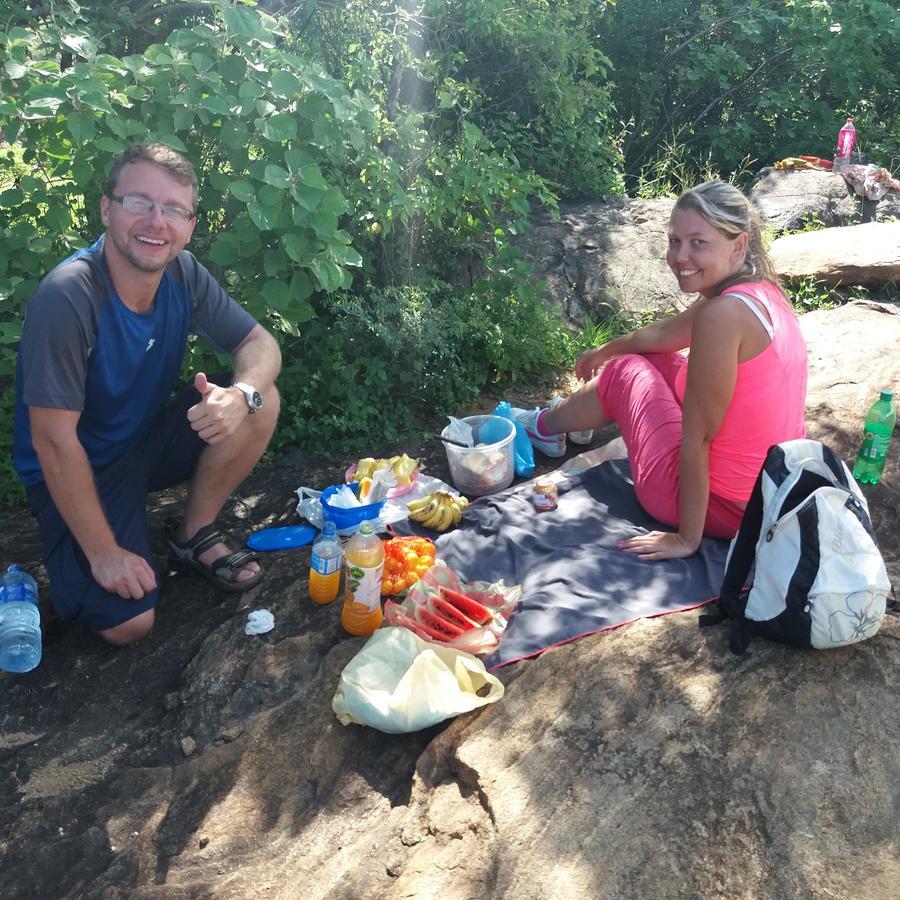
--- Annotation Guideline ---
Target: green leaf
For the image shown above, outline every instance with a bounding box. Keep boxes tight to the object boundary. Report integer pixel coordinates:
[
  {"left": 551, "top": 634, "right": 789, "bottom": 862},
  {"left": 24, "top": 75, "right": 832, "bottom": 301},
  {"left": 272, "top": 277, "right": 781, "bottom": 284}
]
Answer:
[
  {"left": 329, "top": 243, "right": 363, "bottom": 268},
  {"left": 0, "top": 189, "right": 24, "bottom": 208},
  {"left": 66, "top": 111, "right": 96, "bottom": 142},
  {"left": 284, "top": 148, "right": 314, "bottom": 172},
  {"left": 271, "top": 69, "right": 301, "bottom": 97},
  {"left": 173, "top": 106, "right": 194, "bottom": 130},
  {"left": 263, "top": 164, "right": 291, "bottom": 189},
  {"left": 5, "top": 61, "right": 27, "bottom": 79},
  {"left": 311, "top": 211, "right": 339, "bottom": 237},
  {"left": 61, "top": 33, "right": 97, "bottom": 58},
  {"left": 94, "top": 136, "right": 124, "bottom": 153},
  {"left": 298, "top": 164, "right": 329, "bottom": 190},
  {"left": 239, "top": 81, "right": 262, "bottom": 101},
  {"left": 289, "top": 269, "right": 313, "bottom": 303},
  {"left": 198, "top": 95, "right": 233, "bottom": 116},
  {"left": 260, "top": 114, "right": 297, "bottom": 142},
  {"left": 228, "top": 180, "right": 256, "bottom": 203},
  {"left": 224, "top": 5, "right": 262, "bottom": 38},
  {"left": 258, "top": 184, "right": 283, "bottom": 206},
  {"left": 209, "top": 234, "right": 239, "bottom": 266},
  {"left": 262, "top": 278, "right": 291, "bottom": 309},
  {"left": 291, "top": 183, "right": 322, "bottom": 212},
  {"left": 248, "top": 199, "right": 279, "bottom": 231},
  {"left": 105, "top": 114, "right": 130, "bottom": 139},
  {"left": 156, "top": 134, "right": 188, "bottom": 152},
  {"left": 318, "top": 191, "right": 349, "bottom": 215},
  {"left": 220, "top": 56, "right": 247, "bottom": 84},
  {"left": 282, "top": 233, "right": 309, "bottom": 263},
  {"left": 191, "top": 52, "right": 214, "bottom": 73},
  {"left": 309, "top": 257, "right": 344, "bottom": 292}
]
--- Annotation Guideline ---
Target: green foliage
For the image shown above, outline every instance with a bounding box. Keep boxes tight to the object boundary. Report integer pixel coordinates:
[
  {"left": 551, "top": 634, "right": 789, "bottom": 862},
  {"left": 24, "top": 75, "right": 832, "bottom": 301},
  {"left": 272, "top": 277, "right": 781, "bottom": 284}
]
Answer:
[
  {"left": 782, "top": 276, "right": 845, "bottom": 312},
  {"left": 0, "top": 1, "right": 578, "bottom": 505},
  {"left": 302, "top": 0, "right": 623, "bottom": 200},
  {"left": 601, "top": 0, "right": 900, "bottom": 189},
  {"left": 273, "top": 270, "right": 572, "bottom": 453}
]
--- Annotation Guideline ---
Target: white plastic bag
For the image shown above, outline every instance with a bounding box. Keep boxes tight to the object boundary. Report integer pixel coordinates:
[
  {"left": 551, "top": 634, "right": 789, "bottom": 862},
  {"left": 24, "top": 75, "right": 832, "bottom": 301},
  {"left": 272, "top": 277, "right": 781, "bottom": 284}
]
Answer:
[{"left": 332, "top": 627, "right": 504, "bottom": 733}]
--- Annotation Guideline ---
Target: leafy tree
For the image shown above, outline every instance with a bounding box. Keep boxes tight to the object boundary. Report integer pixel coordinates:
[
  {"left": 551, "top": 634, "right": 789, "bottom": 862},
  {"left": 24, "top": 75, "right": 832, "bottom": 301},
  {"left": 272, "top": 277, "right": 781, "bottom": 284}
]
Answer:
[{"left": 600, "top": 0, "right": 900, "bottom": 188}]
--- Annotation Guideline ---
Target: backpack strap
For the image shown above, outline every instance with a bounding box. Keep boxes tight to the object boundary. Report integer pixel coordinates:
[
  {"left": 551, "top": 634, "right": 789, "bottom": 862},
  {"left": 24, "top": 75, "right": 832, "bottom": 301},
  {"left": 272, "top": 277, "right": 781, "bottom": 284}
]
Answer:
[{"left": 699, "top": 460, "right": 767, "bottom": 651}]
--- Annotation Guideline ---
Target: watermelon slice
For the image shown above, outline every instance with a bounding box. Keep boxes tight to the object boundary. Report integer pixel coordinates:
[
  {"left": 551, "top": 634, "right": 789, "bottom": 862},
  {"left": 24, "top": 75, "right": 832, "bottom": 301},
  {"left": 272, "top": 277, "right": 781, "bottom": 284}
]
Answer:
[
  {"left": 417, "top": 606, "right": 465, "bottom": 640},
  {"left": 439, "top": 587, "right": 493, "bottom": 626},
  {"left": 431, "top": 595, "right": 478, "bottom": 632}
]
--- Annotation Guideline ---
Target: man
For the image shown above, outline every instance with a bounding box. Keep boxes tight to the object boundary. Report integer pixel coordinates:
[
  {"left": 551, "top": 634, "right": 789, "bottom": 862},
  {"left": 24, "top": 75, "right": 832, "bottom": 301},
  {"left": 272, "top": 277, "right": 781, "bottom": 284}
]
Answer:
[{"left": 13, "top": 143, "right": 281, "bottom": 646}]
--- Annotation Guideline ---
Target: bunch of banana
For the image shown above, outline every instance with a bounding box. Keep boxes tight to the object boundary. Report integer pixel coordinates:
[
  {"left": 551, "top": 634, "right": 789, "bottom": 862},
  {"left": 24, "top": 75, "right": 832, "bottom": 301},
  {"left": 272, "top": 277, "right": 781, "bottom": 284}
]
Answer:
[{"left": 407, "top": 490, "right": 469, "bottom": 531}]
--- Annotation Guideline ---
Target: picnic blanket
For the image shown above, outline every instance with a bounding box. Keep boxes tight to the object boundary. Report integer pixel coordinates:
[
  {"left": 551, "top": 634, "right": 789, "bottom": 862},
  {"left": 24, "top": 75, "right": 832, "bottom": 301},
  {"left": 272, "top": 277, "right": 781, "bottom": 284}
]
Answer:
[{"left": 395, "top": 459, "right": 732, "bottom": 669}]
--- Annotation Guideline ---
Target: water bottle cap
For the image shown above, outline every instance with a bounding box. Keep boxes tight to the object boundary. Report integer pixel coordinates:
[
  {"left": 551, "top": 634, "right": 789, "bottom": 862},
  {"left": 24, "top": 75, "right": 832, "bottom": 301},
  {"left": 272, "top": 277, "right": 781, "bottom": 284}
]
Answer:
[
  {"left": 880, "top": 390, "right": 893, "bottom": 401},
  {"left": 321, "top": 521, "right": 337, "bottom": 538}
]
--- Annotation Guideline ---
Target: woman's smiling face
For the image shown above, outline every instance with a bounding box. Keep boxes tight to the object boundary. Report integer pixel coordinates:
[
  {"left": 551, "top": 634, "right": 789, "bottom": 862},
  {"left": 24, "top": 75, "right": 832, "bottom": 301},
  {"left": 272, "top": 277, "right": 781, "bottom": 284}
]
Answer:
[{"left": 666, "top": 207, "right": 748, "bottom": 298}]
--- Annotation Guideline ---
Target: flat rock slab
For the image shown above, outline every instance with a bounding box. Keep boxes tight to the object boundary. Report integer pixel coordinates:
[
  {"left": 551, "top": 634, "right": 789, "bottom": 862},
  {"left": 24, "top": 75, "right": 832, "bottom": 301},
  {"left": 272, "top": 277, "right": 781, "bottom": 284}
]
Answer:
[
  {"left": 751, "top": 168, "right": 900, "bottom": 230},
  {"left": 1, "top": 303, "right": 898, "bottom": 899},
  {"left": 771, "top": 222, "right": 900, "bottom": 284}
]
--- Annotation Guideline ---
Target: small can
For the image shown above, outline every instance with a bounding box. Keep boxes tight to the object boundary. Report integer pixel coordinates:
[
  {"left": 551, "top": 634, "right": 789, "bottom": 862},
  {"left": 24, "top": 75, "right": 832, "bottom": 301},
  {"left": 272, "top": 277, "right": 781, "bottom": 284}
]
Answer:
[{"left": 530, "top": 476, "right": 558, "bottom": 511}]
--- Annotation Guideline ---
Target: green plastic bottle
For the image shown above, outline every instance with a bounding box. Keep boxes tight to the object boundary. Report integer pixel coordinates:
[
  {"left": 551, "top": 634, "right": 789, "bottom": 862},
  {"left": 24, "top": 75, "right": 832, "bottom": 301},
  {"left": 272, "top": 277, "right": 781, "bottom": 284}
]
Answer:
[{"left": 852, "top": 390, "right": 896, "bottom": 485}]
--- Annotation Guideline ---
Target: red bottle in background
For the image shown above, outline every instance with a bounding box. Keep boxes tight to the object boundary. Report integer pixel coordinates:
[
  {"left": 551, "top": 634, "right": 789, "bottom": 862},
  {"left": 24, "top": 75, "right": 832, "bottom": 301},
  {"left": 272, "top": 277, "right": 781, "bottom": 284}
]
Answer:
[{"left": 836, "top": 118, "right": 856, "bottom": 158}]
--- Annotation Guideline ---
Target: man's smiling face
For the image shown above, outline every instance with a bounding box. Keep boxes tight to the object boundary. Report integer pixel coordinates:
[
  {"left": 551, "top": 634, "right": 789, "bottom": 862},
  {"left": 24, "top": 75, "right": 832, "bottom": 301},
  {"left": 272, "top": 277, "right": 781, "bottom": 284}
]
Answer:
[{"left": 100, "top": 160, "right": 196, "bottom": 275}]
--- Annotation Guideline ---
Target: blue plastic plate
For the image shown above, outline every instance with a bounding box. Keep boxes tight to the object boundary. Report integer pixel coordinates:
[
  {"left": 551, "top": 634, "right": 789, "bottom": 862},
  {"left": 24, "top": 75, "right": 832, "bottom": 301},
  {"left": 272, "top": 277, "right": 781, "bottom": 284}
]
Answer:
[{"left": 247, "top": 525, "right": 318, "bottom": 552}]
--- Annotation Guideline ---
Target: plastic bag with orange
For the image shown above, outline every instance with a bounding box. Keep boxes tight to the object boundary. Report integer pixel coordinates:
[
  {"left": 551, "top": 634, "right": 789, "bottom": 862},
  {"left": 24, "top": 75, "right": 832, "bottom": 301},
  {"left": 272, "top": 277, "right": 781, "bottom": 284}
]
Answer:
[
  {"left": 381, "top": 536, "right": 436, "bottom": 597},
  {"left": 383, "top": 559, "right": 522, "bottom": 655}
]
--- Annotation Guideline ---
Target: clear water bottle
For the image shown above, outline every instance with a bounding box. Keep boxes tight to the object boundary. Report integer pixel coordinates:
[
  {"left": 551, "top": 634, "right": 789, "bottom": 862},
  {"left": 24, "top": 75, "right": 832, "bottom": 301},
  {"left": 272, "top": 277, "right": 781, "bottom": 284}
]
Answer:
[
  {"left": 309, "top": 521, "right": 343, "bottom": 605},
  {"left": 853, "top": 390, "right": 896, "bottom": 485},
  {"left": 0, "top": 565, "right": 42, "bottom": 674}
]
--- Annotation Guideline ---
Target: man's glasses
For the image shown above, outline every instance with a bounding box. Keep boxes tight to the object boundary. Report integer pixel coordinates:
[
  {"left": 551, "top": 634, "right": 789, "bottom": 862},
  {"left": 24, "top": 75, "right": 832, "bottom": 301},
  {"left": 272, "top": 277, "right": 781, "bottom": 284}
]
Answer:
[{"left": 110, "top": 194, "right": 195, "bottom": 223}]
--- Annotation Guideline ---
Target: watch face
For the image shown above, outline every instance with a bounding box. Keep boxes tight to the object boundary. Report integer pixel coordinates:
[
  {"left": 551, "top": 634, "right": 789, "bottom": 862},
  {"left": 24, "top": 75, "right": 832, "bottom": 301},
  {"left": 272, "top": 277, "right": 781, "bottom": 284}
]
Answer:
[{"left": 249, "top": 390, "right": 262, "bottom": 409}]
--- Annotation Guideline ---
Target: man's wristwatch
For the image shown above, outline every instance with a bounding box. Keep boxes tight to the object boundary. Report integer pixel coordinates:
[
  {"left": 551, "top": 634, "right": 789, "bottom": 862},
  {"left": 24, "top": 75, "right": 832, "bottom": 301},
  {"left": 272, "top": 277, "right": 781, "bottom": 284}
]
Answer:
[{"left": 232, "top": 382, "right": 263, "bottom": 414}]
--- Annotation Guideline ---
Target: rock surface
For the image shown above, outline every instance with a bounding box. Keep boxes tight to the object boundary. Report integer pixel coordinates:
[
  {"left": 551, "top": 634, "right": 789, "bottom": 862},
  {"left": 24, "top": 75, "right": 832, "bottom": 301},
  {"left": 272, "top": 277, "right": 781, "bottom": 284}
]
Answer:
[
  {"left": 751, "top": 168, "right": 900, "bottom": 231},
  {"left": 523, "top": 176, "right": 900, "bottom": 330},
  {"left": 770, "top": 222, "right": 900, "bottom": 284},
  {"left": 1, "top": 300, "right": 898, "bottom": 896},
  {"left": 523, "top": 197, "right": 684, "bottom": 327}
]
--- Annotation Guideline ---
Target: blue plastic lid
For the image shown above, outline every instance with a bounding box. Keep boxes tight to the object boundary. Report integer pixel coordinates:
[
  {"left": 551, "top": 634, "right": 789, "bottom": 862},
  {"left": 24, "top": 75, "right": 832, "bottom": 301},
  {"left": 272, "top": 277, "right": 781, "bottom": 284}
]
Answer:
[{"left": 247, "top": 525, "right": 317, "bottom": 552}]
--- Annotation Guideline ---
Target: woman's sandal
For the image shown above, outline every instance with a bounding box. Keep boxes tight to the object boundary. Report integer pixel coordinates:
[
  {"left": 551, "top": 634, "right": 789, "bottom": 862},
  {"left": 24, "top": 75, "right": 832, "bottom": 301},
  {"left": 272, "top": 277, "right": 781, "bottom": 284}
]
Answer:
[{"left": 165, "top": 518, "right": 263, "bottom": 593}]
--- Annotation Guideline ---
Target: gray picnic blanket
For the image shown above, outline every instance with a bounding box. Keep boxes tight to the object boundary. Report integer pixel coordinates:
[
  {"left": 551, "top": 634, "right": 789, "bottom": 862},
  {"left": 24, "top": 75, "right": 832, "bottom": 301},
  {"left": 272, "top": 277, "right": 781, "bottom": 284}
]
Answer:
[{"left": 396, "top": 459, "right": 731, "bottom": 668}]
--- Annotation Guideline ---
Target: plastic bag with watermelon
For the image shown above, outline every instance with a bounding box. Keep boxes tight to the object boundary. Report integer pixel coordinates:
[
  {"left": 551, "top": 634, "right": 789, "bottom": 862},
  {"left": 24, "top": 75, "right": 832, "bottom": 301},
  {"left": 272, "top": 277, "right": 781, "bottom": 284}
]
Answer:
[{"left": 383, "top": 559, "right": 522, "bottom": 655}]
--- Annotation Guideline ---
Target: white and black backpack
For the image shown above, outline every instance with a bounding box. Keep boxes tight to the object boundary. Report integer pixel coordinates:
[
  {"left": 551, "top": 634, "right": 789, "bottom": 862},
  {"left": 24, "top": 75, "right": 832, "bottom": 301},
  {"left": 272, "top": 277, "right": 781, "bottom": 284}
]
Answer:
[{"left": 702, "top": 439, "right": 892, "bottom": 653}]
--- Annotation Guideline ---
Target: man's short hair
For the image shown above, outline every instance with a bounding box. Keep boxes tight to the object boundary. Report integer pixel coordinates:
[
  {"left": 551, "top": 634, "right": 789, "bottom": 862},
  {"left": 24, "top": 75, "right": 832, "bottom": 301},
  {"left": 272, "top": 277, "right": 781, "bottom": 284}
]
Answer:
[{"left": 106, "top": 143, "right": 199, "bottom": 203}]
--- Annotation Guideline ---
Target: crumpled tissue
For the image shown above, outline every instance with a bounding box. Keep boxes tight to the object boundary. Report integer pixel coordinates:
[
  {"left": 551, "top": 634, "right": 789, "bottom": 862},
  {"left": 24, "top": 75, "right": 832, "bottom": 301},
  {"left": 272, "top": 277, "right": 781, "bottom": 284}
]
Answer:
[{"left": 245, "top": 609, "right": 275, "bottom": 635}]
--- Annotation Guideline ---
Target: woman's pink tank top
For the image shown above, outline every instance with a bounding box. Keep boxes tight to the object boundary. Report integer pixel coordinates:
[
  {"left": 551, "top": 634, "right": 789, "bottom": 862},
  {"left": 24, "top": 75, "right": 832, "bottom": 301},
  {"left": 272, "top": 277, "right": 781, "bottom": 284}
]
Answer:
[{"left": 676, "top": 280, "right": 808, "bottom": 503}]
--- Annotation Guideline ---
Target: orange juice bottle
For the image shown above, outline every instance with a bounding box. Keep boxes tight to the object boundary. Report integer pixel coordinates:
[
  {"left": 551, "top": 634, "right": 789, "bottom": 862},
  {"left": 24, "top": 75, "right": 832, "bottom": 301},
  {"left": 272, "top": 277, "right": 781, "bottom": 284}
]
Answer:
[
  {"left": 341, "top": 521, "right": 384, "bottom": 636},
  {"left": 309, "top": 521, "right": 342, "bottom": 605}
]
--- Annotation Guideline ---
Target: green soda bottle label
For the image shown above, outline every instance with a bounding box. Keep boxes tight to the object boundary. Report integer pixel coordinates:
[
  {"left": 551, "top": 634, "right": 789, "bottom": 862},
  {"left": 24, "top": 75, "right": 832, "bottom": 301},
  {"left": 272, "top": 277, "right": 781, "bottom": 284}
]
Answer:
[{"left": 862, "top": 431, "right": 890, "bottom": 461}]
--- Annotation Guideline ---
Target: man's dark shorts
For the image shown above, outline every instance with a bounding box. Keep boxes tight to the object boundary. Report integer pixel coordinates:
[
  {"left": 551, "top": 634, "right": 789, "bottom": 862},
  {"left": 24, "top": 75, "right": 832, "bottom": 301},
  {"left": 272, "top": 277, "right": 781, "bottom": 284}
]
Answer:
[{"left": 26, "top": 375, "right": 231, "bottom": 632}]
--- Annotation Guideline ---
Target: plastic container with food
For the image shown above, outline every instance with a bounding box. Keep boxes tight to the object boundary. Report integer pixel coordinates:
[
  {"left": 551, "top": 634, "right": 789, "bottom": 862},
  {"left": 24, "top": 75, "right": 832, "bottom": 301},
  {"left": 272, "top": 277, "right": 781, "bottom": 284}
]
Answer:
[{"left": 440, "top": 415, "right": 515, "bottom": 497}]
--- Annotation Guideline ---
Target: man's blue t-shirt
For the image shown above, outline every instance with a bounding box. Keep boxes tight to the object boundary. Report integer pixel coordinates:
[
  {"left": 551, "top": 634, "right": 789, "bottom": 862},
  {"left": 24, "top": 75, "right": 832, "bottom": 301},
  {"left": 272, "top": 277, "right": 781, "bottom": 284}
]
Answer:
[{"left": 13, "top": 237, "right": 257, "bottom": 486}]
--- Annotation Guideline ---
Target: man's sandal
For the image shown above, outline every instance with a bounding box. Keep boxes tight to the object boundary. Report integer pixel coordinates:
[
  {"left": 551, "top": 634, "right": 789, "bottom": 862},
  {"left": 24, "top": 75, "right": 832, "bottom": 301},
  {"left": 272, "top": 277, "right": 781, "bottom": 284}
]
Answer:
[{"left": 165, "top": 519, "right": 263, "bottom": 593}]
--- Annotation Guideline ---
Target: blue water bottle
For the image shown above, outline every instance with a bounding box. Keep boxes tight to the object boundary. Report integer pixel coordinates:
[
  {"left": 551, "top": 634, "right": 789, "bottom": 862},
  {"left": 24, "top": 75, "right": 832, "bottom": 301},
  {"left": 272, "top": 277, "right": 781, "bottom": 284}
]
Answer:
[{"left": 0, "top": 565, "right": 42, "bottom": 673}]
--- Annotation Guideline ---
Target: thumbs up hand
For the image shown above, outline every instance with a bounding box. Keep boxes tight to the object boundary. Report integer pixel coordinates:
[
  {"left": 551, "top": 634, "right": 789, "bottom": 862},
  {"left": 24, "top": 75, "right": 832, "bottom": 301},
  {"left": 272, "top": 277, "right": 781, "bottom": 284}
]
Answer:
[
  {"left": 193, "top": 371, "right": 213, "bottom": 397},
  {"left": 187, "top": 373, "right": 247, "bottom": 444}
]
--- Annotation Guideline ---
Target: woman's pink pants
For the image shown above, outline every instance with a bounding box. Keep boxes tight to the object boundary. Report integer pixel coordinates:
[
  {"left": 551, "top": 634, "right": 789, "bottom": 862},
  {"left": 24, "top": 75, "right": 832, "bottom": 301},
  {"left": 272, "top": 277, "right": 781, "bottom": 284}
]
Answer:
[{"left": 596, "top": 353, "right": 744, "bottom": 539}]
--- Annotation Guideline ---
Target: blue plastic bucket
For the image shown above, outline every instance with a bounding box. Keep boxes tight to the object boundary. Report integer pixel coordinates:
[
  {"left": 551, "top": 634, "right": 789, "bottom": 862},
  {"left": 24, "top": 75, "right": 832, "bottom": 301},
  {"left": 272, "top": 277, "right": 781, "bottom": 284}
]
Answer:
[{"left": 320, "top": 482, "right": 387, "bottom": 530}]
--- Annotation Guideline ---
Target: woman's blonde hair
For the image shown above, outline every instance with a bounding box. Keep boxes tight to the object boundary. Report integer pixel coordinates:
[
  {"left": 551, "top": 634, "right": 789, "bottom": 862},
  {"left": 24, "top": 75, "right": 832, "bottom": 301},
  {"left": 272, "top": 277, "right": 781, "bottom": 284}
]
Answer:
[{"left": 674, "top": 180, "right": 779, "bottom": 287}]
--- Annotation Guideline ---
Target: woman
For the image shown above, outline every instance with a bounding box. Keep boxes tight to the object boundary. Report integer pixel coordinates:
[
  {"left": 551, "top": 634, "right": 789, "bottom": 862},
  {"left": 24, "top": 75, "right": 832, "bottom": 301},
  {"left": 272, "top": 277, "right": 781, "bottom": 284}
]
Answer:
[{"left": 515, "top": 181, "right": 808, "bottom": 560}]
